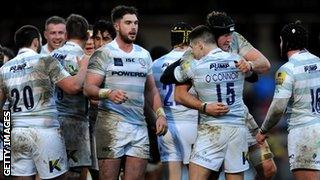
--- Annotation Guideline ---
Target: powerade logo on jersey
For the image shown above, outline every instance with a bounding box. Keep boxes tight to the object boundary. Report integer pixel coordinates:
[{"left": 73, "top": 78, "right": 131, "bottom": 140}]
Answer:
[
  {"left": 114, "top": 58, "right": 123, "bottom": 66},
  {"left": 209, "top": 62, "right": 230, "bottom": 70},
  {"left": 111, "top": 71, "right": 147, "bottom": 77}
]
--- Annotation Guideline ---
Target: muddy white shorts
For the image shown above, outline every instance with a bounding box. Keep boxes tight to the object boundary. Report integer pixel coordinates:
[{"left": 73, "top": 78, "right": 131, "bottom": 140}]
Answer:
[
  {"left": 11, "top": 127, "right": 68, "bottom": 179},
  {"left": 288, "top": 124, "right": 320, "bottom": 171},
  {"left": 96, "top": 111, "right": 149, "bottom": 159},
  {"left": 59, "top": 116, "right": 92, "bottom": 168},
  {"left": 158, "top": 122, "right": 197, "bottom": 164},
  {"left": 190, "top": 124, "right": 249, "bottom": 173}
]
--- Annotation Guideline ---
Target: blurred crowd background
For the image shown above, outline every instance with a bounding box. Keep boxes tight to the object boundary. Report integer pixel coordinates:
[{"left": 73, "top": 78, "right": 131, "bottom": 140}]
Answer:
[{"left": 1, "top": 0, "right": 320, "bottom": 179}]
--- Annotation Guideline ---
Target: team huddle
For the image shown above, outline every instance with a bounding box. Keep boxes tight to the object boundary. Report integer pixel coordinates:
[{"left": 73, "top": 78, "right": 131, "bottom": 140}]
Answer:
[{"left": 0, "top": 4, "right": 320, "bottom": 180}]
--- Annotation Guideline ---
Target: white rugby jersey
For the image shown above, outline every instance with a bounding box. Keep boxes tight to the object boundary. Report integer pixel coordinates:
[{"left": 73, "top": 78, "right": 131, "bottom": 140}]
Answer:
[
  {"left": 87, "top": 40, "right": 153, "bottom": 125},
  {"left": 40, "top": 43, "right": 50, "bottom": 55},
  {"left": 230, "top": 32, "right": 254, "bottom": 56},
  {"left": 175, "top": 48, "right": 247, "bottom": 126},
  {"left": 273, "top": 50, "right": 320, "bottom": 130},
  {"left": 152, "top": 49, "right": 198, "bottom": 124},
  {"left": 0, "top": 48, "right": 70, "bottom": 127},
  {"left": 51, "top": 41, "right": 88, "bottom": 119}
]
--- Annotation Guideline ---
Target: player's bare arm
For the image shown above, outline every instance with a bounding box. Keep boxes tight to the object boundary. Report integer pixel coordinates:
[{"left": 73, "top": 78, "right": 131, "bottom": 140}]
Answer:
[
  {"left": 56, "top": 55, "right": 89, "bottom": 94},
  {"left": 234, "top": 58, "right": 252, "bottom": 73},
  {"left": 83, "top": 50, "right": 128, "bottom": 103},
  {"left": 256, "top": 98, "right": 289, "bottom": 144},
  {"left": 145, "top": 74, "right": 167, "bottom": 136},
  {"left": 174, "top": 83, "right": 229, "bottom": 116},
  {"left": 243, "top": 48, "right": 271, "bottom": 74}
]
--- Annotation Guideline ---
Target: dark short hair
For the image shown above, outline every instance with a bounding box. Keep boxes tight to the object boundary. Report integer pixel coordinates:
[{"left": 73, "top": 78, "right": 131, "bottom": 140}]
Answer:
[
  {"left": 281, "top": 20, "right": 308, "bottom": 52},
  {"left": 14, "top": 25, "right": 40, "bottom": 49},
  {"left": 206, "top": 11, "right": 235, "bottom": 38},
  {"left": 66, "top": 14, "right": 89, "bottom": 41},
  {"left": 171, "top": 22, "right": 193, "bottom": 47},
  {"left": 93, "top": 19, "right": 116, "bottom": 39},
  {"left": 189, "top": 25, "right": 215, "bottom": 44},
  {"left": 45, "top": 16, "right": 66, "bottom": 29},
  {"left": 111, "top": 5, "right": 138, "bottom": 23},
  {"left": 0, "top": 46, "right": 14, "bottom": 60}
]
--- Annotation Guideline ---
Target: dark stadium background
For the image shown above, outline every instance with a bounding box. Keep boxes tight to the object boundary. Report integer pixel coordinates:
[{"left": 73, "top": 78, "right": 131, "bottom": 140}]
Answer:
[
  {"left": 1, "top": 0, "right": 319, "bottom": 55},
  {"left": 1, "top": 0, "right": 319, "bottom": 179}
]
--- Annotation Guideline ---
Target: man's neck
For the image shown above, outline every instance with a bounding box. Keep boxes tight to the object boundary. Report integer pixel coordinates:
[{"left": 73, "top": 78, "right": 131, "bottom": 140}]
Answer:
[
  {"left": 287, "top": 49, "right": 301, "bottom": 58},
  {"left": 69, "top": 39, "right": 86, "bottom": 49},
  {"left": 20, "top": 47, "right": 36, "bottom": 54},
  {"left": 116, "top": 36, "right": 133, "bottom": 53},
  {"left": 202, "top": 43, "right": 218, "bottom": 58},
  {"left": 47, "top": 44, "right": 54, "bottom": 53}
]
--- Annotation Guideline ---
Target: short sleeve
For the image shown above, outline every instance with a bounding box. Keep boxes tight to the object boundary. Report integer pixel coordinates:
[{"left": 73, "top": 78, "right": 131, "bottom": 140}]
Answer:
[
  {"left": 174, "top": 51, "right": 196, "bottom": 83},
  {"left": 146, "top": 53, "right": 153, "bottom": 75},
  {"left": 87, "top": 50, "right": 110, "bottom": 76},
  {"left": 40, "top": 56, "right": 70, "bottom": 84},
  {"left": 273, "top": 65, "right": 294, "bottom": 99},
  {"left": 233, "top": 32, "right": 254, "bottom": 57}
]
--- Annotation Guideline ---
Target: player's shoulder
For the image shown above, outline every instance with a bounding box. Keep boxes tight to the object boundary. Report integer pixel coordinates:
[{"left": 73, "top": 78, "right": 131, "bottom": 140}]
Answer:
[
  {"left": 0, "top": 57, "right": 16, "bottom": 75},
  {"left": 133, "top": 44, "right": 151, "bottom": 57},
  {"left": 101, "top": 41, "right": 125, "bottom": 56},
  {"left": 36, "top": 55, "right": 61, "bottom": 70},
  {"left": 152, "top": 54, "right": 166, "bottom": 67},
  {"left": 154, "top": 50, "right": 180, "bottom": 63},
  {"left": 277, "top": 62, "right": 294, "bottom": 76},
  {"left": 97, "top": 43, "right": 112, "bottom": 56},
  {"left": 212, "top": 48, "right": 240, "bottom": 60},
  {"left": 232, "top": 31, "right": 246, "bottom": 40},
  {"left": 51, "top": 45, "right": 68, "bottom": 57},
  {"left": 90, "top": 49, "right": 111, "bottom": 65}
]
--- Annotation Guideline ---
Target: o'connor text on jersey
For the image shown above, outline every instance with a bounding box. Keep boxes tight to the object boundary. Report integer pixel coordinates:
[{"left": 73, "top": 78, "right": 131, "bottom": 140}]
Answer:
[{"left": 205, "top": 71, "right": 239, "bottom": 83}]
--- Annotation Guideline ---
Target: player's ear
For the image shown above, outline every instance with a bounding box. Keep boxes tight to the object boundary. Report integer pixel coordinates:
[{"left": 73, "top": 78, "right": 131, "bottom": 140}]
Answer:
[
  {"left": 113, "top": 22, "right": 119, "bottom": 32},
  {"left": 32, "top": 38, "right": 40, "bottom": 49},
  {"left": 199, "top": 42, "right": 204, "bottom": 50},
  {"left": 43, "top": 30, "right": 48, "bottom": 39}
]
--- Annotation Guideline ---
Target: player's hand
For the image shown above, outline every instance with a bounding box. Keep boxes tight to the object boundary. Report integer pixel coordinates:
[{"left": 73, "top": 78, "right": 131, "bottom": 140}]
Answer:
[
  {"left": 155, "top": 116, "right": 167, "bottom": 136},
  {"left": 77, "top": 55, "right": 89, "bottom": 69},
  {"left": 256, "top": 130, "right": 268, "bottom": 145},
  {"left": 245, "top": 72, "right": 259, "bottom": 83},
  {"left": 235, "top": 59, "right": 251, "bottom": 73},
  {"left": 205, "top": 102, "right": 229, "bottom": 116},
  {"left": 108, "top": 89, "right": 128, "bottom": 104}
]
